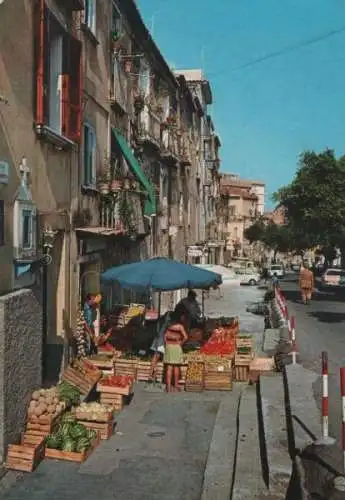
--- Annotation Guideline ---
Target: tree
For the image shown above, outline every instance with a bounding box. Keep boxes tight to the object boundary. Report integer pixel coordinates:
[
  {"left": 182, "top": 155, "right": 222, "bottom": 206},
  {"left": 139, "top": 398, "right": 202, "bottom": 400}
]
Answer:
[
  {"left": 244, "top": 219, "right": 266, "bottom": 244},
  {"left": 244, "top": 220, "right": 292, "bottom": 262},
  {"left": 274, "top": 149, "right": 345, "bottom": 262}
]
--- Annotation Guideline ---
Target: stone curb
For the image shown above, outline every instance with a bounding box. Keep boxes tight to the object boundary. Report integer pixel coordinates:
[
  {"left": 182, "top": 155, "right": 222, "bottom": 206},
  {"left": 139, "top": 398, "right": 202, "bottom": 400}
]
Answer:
[{"left": 200, "top": 391, "right": 239, "bottom": 500}]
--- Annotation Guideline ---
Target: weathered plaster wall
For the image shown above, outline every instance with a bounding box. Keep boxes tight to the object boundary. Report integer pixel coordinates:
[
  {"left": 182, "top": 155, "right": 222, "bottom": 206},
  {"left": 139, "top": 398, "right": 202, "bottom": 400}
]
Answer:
[{"left": 0, "top": 288, "right": 42, "bottom": 461}]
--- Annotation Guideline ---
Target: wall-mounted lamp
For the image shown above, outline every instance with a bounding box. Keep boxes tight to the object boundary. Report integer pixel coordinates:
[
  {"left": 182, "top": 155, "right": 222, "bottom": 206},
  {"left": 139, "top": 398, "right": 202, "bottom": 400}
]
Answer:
[{"left": 41, "top": 227, "right": 57, "bottom": 265}]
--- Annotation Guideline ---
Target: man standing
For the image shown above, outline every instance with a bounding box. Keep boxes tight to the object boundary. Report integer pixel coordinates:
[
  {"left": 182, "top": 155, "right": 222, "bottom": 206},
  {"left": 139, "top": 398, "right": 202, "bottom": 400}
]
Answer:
[
  {"left": 299, "top": 263, "right": 314, "bottom": 305},
  {"left": 175, "top": 290, "right": 202, "bottom": 332},
  {"left": 83, "top": 293, "right": 97, "bottom": 354}
]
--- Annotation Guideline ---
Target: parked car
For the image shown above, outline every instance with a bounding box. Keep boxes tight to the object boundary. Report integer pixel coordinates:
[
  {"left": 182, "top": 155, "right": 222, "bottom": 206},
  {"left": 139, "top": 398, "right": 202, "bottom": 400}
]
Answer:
[
  {"left": 267, "top": 264, "right": 285, "bottom": 278},
  {"left": 320, "top": 268, "right": 345, "bottom": 289},
  {"left": 236, "top": 270, "right": 261, "bottom": 286},
  {"left": 291, "top": 263, "right": 301, "bottom": 273}
]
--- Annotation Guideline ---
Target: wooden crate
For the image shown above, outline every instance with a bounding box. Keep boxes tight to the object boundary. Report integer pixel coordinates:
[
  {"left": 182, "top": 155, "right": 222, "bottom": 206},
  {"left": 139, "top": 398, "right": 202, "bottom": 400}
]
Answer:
[
  {"left": 26, "top": 412, "right": 62, "bottom": 438},
  {"left": 114, "top": 359, "right": 138, "bottom": 378},
  {"left": 75, "top": 408, "right": 113, "bottom": 423},
  {"left": 185, "top": 362, "right": 205, "bottom": 392},
  {"left": 45, "top": 434, "right": 100, "bottom": 463},
  {"left": 96, "top": 380, "right": 133, "bottom": 396},
  {"left": 204, "top": 370, "right": 232, "bottom": 391},
  {"left": 6, "top": 437, "right": 45, "bottom": 472},
  {"left": 62, "top": 366, "right": 101, "bottom": 395},
  {"left": 77, "top": 419, "right": 114, "bottom": 440},
  {"left": 136, "top": 361, "right": 151, "bottom": 381},
  {"left": 179, "top": 365, "right": 188, "bottom": 384},
  {"left": 249, "top": 357, "right": 275, "bottom": 383},
  {"left": 234, "top": 355, "right": 251, "bottom": 382},
  {"left": 100, "top": 393, "right": 123, "bottom": 412}
]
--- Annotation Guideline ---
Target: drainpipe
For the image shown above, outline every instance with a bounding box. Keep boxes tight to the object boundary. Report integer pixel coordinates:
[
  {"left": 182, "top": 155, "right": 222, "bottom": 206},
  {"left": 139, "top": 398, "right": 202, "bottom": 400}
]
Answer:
[
  {"left": 42, "top": 263, "right": 47, "bottom": 382},
  {"left": 168, "top": 167, "right": 173, "bottom": 259}
]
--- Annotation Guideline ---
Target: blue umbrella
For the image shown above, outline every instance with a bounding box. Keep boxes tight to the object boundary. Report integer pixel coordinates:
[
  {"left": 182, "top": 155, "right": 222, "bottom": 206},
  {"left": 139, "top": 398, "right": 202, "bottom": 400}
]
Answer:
[{"left": 101, "top": 257, "right": 222, "bottom": 291}]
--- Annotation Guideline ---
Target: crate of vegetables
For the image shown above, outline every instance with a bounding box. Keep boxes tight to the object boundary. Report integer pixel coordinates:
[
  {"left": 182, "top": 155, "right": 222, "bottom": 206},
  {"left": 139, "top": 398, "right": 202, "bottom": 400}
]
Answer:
[
  {"left": 6, "top": 434, "right": 45, "bottom": 472},
  {"left": 234, "top": 354, "right": 251, "bottom": 382},
  {"left": 45, "top": 417, "right": 100, "bottom": 463},
  {"left": 185, "top": 362, "right": 205, "bottom": 392},
  {"left": 97, "top": 375, "right": 134, "bottom": 396},
  {"left": 236, "top": 335, "right": 253, "bottom": 356},
  {"left": 62, "top": 360, "right": 102, "bottom": 395},
  {"left": 76, "top": 419, "right": 114, "bottom": 440},
  {"left": 75, "top": 402, "right": 113, "bottom": 423},
  {"left": 100, "top": 393, "right": 123, "bottom": 412}
]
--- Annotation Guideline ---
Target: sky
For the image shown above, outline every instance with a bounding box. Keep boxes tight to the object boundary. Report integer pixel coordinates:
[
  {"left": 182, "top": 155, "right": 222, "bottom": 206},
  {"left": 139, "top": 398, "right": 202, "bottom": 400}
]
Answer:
[{"left": 136, "top": 0, "right": 345, "bottom": 209}]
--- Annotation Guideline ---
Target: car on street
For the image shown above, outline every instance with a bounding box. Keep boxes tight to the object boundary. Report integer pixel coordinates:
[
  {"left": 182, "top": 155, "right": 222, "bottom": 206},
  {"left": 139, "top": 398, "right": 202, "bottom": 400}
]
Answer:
[
  {"left": 267, "top": 264, "right": 285, "bottom": 278},
  {"left": 236, "top": 270, "right": 261, "bottom": 286},
  {"left": 320, "top": 268, "right": 345, "bottom": 290}
]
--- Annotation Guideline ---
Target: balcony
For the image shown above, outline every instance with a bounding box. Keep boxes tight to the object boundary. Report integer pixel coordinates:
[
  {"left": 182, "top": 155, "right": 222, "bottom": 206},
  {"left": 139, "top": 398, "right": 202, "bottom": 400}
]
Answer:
[
  {"left": 161, "top": 128, "right": 179, "bottom": 164},
  {"left": 137, "top": 108, "right": 161, "bottom": 150},
  {"left": 98, "top": 190, "right": 146, "bottom": 237},
  {"left": 180, "top": 135, "right": 192, "bottom": 167}
]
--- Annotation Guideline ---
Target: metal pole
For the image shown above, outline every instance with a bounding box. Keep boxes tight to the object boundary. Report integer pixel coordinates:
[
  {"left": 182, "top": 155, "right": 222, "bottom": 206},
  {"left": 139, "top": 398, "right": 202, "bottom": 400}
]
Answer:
[
  {"left": 202, "top": 290, "right": 205, "bottom": 319},
  {"left": 157, "top": 291, "right": 161, "bottom": 334}
]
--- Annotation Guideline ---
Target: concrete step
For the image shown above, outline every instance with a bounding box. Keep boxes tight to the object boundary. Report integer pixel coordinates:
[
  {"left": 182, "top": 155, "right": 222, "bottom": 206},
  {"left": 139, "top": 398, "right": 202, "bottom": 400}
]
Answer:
[
  {"left": 259, "top": 373, "right": 292, "bottom": 497},
  {"left": 232, "top": 386, "right": 267, "bottom": 500}
]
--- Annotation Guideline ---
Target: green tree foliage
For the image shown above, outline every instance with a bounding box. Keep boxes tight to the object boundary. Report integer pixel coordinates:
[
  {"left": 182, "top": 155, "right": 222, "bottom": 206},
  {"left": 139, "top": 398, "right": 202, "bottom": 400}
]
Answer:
[
  {"left": 244, "top": 219, "right": 291, "bottom": 260},
  {"left": 274, "top": 149, "right": 345, "bottom": 254}
]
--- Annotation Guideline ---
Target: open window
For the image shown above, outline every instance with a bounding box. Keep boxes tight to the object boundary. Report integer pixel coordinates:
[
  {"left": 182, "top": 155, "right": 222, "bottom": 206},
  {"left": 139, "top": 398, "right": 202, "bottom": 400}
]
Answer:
[
  {"left": 83, "top": 123, "right": 96, "bottom": 187},
  {"left": 36, "top": 0, "right": 82, "bottom": 143}
]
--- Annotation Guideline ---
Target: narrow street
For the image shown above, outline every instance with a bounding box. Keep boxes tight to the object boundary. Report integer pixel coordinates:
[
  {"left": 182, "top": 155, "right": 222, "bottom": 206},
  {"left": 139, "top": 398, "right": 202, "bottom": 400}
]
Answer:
[
  {"left": 280, "top": 273, "right": 345, "bottom": 471},
  {"left": 0, "top": 284, "right": 264, "bottom": 500}
]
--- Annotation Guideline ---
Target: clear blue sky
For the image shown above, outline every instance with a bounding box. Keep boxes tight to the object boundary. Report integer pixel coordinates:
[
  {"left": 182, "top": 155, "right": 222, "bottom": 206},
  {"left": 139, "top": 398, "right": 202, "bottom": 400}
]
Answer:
[{"left": 137, "top": 0, "right": 345, "bottom": 209}]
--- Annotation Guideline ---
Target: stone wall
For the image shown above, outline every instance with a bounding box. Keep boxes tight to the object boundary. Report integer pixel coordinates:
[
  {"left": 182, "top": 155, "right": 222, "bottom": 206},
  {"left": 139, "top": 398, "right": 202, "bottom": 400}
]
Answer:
[{"left": 0, "top": 288, "right": 42, "bottom": 461}]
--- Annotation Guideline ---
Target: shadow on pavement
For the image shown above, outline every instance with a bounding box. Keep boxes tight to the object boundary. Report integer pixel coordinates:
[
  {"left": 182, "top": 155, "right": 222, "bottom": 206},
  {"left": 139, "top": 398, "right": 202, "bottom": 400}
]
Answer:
[
  {"left": 282, "top": 288, "right": 345, "bottom": 304},
  {"left": 308, "top": 311, "right": 345, "bottom": 323}
]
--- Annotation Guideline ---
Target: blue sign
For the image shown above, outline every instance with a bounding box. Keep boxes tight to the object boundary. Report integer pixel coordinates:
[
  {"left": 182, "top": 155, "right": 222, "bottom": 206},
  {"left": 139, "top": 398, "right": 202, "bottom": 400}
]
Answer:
[{"left": 0, "top": 161, "right": 9, "bottom": 185}]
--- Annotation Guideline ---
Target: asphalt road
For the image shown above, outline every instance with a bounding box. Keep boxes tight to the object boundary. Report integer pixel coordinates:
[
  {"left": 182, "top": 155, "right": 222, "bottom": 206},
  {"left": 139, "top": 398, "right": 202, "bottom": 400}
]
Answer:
[{"left": 280, "top": 273, "right": 345, "bottom": 471}]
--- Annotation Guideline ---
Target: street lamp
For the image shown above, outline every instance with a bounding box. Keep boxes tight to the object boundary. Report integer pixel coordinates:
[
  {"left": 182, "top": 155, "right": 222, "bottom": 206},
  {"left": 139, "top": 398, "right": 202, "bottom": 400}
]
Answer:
[{"left": 41, "top": 227, "right": 57, "bottom": 265}]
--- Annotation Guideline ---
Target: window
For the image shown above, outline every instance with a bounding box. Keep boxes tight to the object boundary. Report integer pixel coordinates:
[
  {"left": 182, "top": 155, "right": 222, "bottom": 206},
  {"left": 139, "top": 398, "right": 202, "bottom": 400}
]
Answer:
[
  {"left": 112, "top": 2, "right": 121, "bottom": 35},
  {"left": 22, "top": 210, "right": 32, "bottom": 249},
  {"left": 139, "top": 62, "right": 150, "bottom": 96},
  {"left": 83, "top": 124, "right": 96, "bottom": 187},
  {"left": 36, "top": 2, "right": 82, "bottom": 142},
  {"left": 85, "top": 0, "right": 96, "bottom": 34},
  {"left": 0, "top": 200, "right": 4, "bottom": 246}
]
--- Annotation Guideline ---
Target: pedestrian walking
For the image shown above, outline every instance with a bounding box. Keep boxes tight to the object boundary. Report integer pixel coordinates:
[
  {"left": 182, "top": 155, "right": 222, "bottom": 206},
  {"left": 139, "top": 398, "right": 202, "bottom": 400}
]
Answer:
[{"left": 299, "top": 262, "right": 314, "bottom": 305}]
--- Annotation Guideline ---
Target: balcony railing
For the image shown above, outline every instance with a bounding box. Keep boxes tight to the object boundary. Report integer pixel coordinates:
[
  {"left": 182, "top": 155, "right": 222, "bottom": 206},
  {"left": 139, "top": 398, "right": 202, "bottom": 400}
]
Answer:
[
  {"left": 99, "top": 190, "right": 146, "bottom": 236},
  {"left": 138, "top": 108, "right": 161, "bottom": 149},
  {"left": 180, "top": 134, "right": 192, "bottom": 166}
]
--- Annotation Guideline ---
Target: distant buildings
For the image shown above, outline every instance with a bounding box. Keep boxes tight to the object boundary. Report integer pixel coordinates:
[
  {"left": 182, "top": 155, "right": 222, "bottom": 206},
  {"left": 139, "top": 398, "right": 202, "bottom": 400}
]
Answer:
[{"left": 218, "top": 174, "right": 265, "bottom": 259}]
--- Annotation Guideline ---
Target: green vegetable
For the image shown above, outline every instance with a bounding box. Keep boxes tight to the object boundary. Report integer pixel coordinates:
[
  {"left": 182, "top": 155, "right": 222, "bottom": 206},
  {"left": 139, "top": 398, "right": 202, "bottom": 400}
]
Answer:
[
  {"left": 45, "top": 434, "right": 63, "bottom": 450},
  {"left": 75, "top": 437, "right": 91, "bottom": 452},
  {"left": 61, "top": 413, "right": 76, "bottom": 424},
  {"left": 69, "top": 423, "right": 88, "bottom": 440},
  {"left": 86, "top": 429, "right": 97, "bottom": 441},
  {"left": 62, "top": 438, "right": 76, "bottom": 452}
]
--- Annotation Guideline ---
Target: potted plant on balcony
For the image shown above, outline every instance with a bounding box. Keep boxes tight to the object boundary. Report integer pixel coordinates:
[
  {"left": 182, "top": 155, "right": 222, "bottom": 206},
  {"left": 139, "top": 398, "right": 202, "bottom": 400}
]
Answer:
[
  {"left": 131, "top": 179, "right": 139, "bottom": 191},
  {"left": 123, "top": 173, "right": 132, "bottom": 191},
  {"left": 98, "top": 155, "right": 111, "bottom": 194},
  {"left": 110, "top": 159, "right": 123, "bottom": 192}
]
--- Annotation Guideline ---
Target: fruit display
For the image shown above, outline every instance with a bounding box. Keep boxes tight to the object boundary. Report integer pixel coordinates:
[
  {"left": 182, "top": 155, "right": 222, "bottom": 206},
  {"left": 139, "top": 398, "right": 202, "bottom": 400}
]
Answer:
[
  {"left": 57, "top": 381, "right": 81, "bottom": 407},
  {"left": 201, "top": 326, "right": 236, "bottom": 356},
  {"left": 45, "top": 419, "right": 97, "bottom": 453},
  {"left": 27, "top": 387, "right": 66, "bottom": 423},
  {"left": 75, "top": 402, "right": 113, "bottom": 422},
  {"left": 186, "top": 362, "right": 204, "bottom": 384},
  {"left": 98, "top": 375, "right": 134, "bottom": 388}
]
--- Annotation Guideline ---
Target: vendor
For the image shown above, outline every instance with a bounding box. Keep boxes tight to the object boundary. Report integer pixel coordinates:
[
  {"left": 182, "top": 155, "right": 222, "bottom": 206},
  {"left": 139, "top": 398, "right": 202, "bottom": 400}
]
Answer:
[
  {"left": 175, "top": 290, "right": 203, "bottom": 332},
  {"left": 83, "top": 293, "right": 101, "bottom": 355},
  {"left": 149, "top": 311, "right": 172, "bottom": 382}
]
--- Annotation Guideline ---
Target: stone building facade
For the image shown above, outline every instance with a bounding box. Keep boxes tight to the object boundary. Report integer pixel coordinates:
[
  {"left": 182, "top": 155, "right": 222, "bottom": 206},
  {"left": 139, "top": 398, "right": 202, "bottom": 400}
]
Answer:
[{"left": 0, "top": 0, "right": 222, "bottom": 381}]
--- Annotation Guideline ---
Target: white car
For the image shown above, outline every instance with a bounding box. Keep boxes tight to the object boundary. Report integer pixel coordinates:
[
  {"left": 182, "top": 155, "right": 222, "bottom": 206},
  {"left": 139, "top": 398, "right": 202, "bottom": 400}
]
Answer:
[
  {"left": 236, "top": 270, "right": 261, "bottom": 286},
  {"left": 268, "top": 264, "right": 285, "bottom": 278},
  {"left": 320, "top": 268, "right": 345, "bottom": 289}
]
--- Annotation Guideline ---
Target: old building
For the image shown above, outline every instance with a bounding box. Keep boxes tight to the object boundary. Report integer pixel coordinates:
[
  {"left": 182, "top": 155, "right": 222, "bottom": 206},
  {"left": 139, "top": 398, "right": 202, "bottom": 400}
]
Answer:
[
  {"left": 219, "top": 174, "right": 264, "bottom": 258},
  {"left": 175, "top": 70, "right": 223, "bottom": 265}
]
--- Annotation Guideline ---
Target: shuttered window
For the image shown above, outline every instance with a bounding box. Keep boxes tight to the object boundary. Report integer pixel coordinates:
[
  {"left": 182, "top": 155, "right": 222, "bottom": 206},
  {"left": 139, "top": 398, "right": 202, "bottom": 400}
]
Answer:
[
  {"left": 0, "top": 201, "right": 4, "bottom": 246},
  {"left": 36, "top": 0, "right": 82, "bottom": 143},
  {"left": 83, "top": 124, "right": 96, "bottom": 187}
]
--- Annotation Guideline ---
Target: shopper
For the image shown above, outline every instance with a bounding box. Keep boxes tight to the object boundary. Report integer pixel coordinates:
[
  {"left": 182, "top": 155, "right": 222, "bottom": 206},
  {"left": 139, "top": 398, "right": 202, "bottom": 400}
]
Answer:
[
  {"left": 299, "top": 262, "right": 314, "bottom": 305},
  {"left": 175, "top": 290, "right": 202, "bottom": 332},
  {"left": 163, "top": 310, "right": 188, "bottom": 392},
  {"left": 83, "top": 293, "right": 98, "bottom": 355}
]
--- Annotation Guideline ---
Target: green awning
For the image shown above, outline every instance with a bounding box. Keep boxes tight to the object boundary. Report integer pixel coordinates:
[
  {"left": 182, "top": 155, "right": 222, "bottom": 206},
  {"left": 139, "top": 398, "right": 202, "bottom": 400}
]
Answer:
[{"left": 112, "top": 128, "right": 156, "bottom": 216}]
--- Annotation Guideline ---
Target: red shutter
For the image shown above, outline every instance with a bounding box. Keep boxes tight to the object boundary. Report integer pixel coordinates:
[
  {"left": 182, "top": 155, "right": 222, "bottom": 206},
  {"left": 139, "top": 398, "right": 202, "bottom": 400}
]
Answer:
[
  {"left": 62, "top": 33, "right": 82, "bottom": 143},
  {"left": 36, "top": 0, "right": 47, "bottom": 124}
]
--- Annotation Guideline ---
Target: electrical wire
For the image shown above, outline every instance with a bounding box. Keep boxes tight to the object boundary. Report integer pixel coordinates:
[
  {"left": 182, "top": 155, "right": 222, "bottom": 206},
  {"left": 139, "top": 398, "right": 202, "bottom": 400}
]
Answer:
[{"left": 208, "top": 24, "right": 345, "bottom": 77}]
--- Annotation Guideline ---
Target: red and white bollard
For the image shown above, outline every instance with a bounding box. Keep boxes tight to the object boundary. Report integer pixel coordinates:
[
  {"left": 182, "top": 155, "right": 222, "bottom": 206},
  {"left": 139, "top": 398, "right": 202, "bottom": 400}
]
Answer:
[
  {"left": 315, "top": 352, "right": 335, "bottom": 445},
  {"left": 290, "top": 316, "right": 297, "bottom": 365},
  {"left": 341, "top": 368, "right": 345, "bottom": 469}
]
